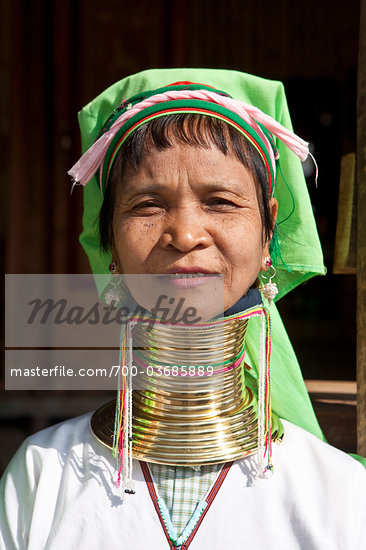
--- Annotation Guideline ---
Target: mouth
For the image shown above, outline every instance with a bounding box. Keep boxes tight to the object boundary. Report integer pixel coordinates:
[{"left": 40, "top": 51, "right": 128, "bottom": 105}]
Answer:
[
  {"left": 158, "top": 268, "right": 222, "bottom": 288},
  {"left": 167, "top": 272, "right": 210, "bottom": 278}
]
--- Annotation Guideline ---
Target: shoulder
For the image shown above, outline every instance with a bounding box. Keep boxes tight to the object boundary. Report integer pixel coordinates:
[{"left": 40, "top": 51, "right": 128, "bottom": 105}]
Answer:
[
  {"left": 279, "top": 419, "right": 365, "bottom": 473},
  {"left": 0, "top": 411, "right": 103, "bottom": 491},
  {"left": 13, "top": 412, "right": 94, "bottom": 467},
  {"left": 267, "top": 421, "right": 366, "bottom": 548},
  {"left": 273, "top": 420, "right": 366, "bottom": 512},
  {"left": 23, "top": 411, "right": 94, "bottom": 449},
  {"left": 0, "top": 412, "right": 104, "bottom": 550}
]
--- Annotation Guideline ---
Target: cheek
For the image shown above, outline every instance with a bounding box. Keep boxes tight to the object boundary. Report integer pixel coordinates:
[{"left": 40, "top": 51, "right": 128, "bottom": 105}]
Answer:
[
  {"left": 220, "top": 217, "right": 264, "bottom": 267},
  {"left": 113, "top": 220, "right": 158, "bottom": 271},
  {"left": 229, "top": 239, "right": 264, "bottom": 274}
]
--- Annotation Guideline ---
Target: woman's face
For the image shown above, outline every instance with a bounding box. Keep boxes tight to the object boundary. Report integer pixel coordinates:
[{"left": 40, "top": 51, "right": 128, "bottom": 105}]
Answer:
[{"left": 111, "top": 141, "right": 277, "bottom": 313}]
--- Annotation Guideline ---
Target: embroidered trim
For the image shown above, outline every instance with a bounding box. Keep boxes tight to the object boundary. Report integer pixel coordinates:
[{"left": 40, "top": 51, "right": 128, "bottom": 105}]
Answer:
[
  {"left": 182, "top": 463, "right": 232, "bottom": 549},
  {"left": 141, "top": 461, "right": 175, "bottom": 549},
  {"left": 140, "top": 461, "right": 233, "bottom": 549}
]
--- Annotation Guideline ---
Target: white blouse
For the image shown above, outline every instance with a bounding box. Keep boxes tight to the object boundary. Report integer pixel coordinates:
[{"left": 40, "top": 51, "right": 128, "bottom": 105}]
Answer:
[{"left": 0, "top": 413, "right": 365, "bottom": 549}]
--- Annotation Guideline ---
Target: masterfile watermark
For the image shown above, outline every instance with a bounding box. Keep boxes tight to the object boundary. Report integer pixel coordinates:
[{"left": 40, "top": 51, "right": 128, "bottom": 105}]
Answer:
[
  {"left": 6, "top": 274, "right": 224, "bottom": 347},
  {"left": 5, "top": 274, "right": 225, "bottom": 390},
  {"left": 5, "top": 349, "right": 218, "bottom": 390},
  {"left": 26, "top": 294, "right": 201, "bottom": 328}
]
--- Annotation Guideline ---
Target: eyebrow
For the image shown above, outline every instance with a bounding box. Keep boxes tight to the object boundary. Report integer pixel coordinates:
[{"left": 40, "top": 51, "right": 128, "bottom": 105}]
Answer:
[
  {"left": 122, "top": 182, "right": 171, "bottom": 198},
  {"left": 122, "top": 179, "right": 247, "bottom": 199}
]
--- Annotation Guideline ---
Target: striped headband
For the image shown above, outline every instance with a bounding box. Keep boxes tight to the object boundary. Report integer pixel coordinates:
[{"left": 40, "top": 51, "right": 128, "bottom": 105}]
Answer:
[{"left": 68, "top": 82, "right": 309, "bottom": 197}]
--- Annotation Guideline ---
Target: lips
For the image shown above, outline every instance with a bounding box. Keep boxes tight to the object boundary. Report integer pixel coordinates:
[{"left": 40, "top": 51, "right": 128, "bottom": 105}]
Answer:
[
  {"left": 164, "top": 267, "right": 219, "bottom": 275},
  {"left": 157, "top": 268, "right": 221, "bottom": 288},
  {"left": 167, "top": 273, "right": 209, "bottom": 278}
]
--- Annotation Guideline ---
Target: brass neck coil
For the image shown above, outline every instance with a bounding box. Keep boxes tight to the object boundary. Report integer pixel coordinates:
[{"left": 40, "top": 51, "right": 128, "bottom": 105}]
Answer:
[{"left": 91, "top": 317, "right": 282, "bottom": 466}]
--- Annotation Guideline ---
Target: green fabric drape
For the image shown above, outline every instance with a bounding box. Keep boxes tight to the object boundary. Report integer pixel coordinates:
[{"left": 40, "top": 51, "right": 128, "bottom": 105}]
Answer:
[{"left": 76, "top": 68, "right": 365, "bottom": 467}]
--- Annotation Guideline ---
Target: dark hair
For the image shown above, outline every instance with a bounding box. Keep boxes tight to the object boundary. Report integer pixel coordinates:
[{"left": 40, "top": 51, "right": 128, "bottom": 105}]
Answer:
[{"left": 99, "top": 114, "right": 275, "bottom": 251}]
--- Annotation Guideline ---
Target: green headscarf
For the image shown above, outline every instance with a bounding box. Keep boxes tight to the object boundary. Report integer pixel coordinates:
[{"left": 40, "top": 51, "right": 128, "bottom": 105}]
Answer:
[{"left": 75, "top": 68, "right": 364, "bottom": 466}]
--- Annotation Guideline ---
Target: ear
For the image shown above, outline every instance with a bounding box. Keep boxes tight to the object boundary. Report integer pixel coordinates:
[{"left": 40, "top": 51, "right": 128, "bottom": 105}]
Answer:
[
  {"left": 109, "top": 260, "right": 120, "bottom": 274},
  {"left": 261, "top": 197, "right": 278, "bottom": 270},
  {"left": 109, "top": 236, "right": 121, "bottom": 273}
]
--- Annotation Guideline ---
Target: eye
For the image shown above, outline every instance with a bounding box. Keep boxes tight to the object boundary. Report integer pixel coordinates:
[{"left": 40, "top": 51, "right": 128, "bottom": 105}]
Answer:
[
  {"left": 207, "top": 198, "right": 237, "bottom": 208},
  {"left": 132, "top": 200, "right": 163, "bottom": 211}
]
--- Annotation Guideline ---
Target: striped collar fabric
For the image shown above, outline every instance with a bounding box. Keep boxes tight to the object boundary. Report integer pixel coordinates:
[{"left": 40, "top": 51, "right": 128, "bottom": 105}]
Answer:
[{"left": 148, "top": 462, "right": 223, "bottom": 544}]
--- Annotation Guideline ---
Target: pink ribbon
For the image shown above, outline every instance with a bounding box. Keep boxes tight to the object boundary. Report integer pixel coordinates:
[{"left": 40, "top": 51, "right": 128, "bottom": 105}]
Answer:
[{"left": 68, "top": 89, "right": 309, "bottom": 188}]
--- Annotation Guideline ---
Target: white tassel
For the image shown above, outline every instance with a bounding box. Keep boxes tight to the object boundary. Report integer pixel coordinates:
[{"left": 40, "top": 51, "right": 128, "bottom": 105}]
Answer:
[
  {"left": 124, "top": 321, "right": 135, "bottom": 494},
  {"left": 257, "top": 311, "right": 266, "bottom": 478}
]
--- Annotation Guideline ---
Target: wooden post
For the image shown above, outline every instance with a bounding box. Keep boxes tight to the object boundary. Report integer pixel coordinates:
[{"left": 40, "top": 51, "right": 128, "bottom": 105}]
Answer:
[{"left": 357, "top": 0, "right": 366, "bottom": 457}]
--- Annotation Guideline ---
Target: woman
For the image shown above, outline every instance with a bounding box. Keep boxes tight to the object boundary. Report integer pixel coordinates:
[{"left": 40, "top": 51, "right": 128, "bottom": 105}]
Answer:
[{"left": 1, "top": 68, "right": 366, "bottom": 549}]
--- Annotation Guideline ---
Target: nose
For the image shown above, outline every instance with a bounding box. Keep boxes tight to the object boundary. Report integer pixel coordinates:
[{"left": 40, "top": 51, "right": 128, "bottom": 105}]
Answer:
[{"left": 158, "top": 207, "right": 212, "bottom": 252}]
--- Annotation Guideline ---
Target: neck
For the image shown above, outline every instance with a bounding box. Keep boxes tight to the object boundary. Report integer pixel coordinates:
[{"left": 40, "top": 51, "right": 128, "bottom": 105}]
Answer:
[{"left": 91, "top": 293, "right": 283, "bottom": 468}]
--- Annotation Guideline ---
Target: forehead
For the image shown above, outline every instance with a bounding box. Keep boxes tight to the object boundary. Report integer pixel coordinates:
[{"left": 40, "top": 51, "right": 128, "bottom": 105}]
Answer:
[
  {"left": 120, "top": 142, "right": 257, "bottom": 196},
  {"left": 110, "top": 113, "right": 268, "bottom": 191}
]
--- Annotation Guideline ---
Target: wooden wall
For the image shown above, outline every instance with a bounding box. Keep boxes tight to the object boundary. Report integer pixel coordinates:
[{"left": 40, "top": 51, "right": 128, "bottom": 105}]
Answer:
[
  {"left": 0, "top": 0, "right": 361, "bottom": 471},
  {"left": 3, "top": 0, "right": 359, "bottom": 275}
]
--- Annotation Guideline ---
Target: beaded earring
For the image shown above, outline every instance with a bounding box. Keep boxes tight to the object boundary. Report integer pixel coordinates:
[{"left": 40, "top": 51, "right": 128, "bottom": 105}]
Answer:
[
  {"left": 105, "top": 262, "right": 126, "bottom": 306},
  {"left": 261, "top": 257, "right": 278, "bottom": 305}
]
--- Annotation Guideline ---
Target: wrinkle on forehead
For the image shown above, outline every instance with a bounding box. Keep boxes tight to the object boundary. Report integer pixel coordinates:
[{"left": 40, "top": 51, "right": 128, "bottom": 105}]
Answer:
[{"left": 116, "top": 143, "right": 258, "bottom": 205}]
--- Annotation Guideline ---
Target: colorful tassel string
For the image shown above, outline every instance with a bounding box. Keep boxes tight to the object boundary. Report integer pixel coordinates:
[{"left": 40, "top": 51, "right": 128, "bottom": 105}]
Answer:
[{"left": 112, "top": 304, "right": 273, "bottom": 491}]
